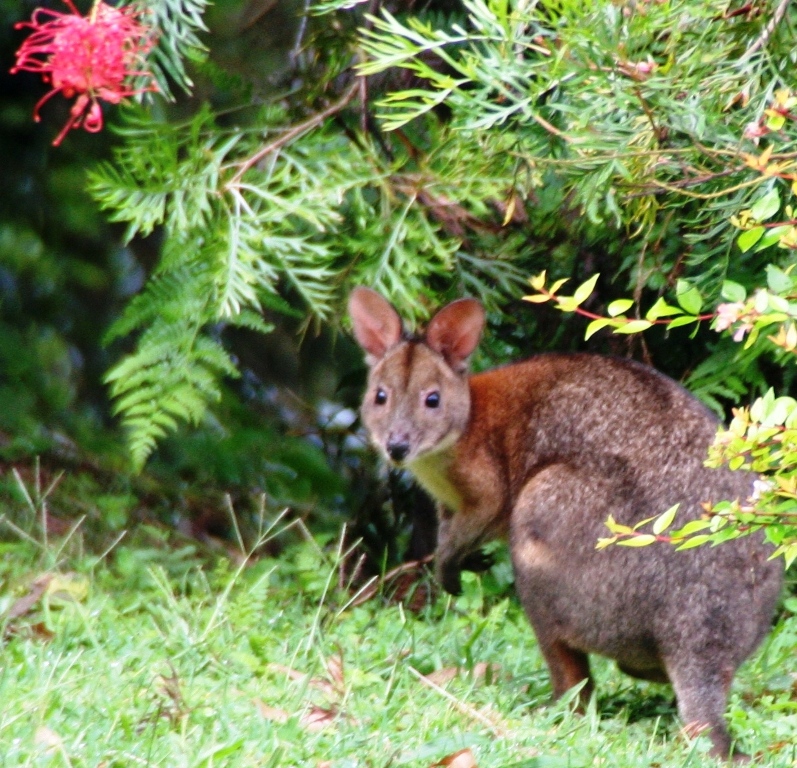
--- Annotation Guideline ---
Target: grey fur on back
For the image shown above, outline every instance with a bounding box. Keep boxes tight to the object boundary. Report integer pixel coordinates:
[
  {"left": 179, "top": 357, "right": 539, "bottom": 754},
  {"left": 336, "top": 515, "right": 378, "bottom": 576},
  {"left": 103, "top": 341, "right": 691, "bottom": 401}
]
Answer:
[{"left": 503, "top": 353, "right": 781, "bottom": 757}]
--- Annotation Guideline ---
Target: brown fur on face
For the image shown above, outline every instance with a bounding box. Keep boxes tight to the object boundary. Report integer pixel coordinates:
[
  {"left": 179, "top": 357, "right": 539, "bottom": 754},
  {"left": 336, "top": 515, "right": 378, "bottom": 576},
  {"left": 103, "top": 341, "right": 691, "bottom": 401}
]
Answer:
[{"left": 349, "top": 287, "right": 783, "bottom": 760}]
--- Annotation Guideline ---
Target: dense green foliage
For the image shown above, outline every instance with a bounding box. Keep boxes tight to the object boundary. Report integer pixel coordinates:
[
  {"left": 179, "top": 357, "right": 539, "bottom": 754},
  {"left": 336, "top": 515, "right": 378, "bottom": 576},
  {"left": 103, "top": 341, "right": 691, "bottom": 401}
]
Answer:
[
  {"left": 72, "top": 0, "right": 797, "bottom": 554},
  {"left": 71, "top": 0, "right": 797, "bottom": 467},
  {"left": 5, "top": 0, "right": 797, "bottom": 557}
]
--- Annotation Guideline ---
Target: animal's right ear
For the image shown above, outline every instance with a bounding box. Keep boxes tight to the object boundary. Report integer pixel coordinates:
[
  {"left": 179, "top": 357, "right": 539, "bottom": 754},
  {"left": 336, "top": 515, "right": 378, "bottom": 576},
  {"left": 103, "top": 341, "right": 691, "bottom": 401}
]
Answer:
[
  {"left": 348, "top": 287, "right": 403, "bottom": 363},
  {"left": 425, "top": 298, "right": 485, "bottom": 373}
]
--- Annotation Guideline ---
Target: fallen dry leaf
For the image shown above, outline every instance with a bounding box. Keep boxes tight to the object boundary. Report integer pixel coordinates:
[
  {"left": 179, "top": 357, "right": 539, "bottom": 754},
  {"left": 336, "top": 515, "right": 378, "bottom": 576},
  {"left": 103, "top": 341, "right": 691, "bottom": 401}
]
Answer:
[
  {"left": 254, "top": 700, "right": 340, "bottom": 732},
  {"left": 28, "top": 622, "right": 55, "bottom": 641},
  {"left": 34, "top": 725, "right": 64, "bottom": 752},
  {"left": 432, "top": 747, "right": 478, "bottom": 768},
  {"left": 254, "top": 700, "right": 290, "bottom": 724},
  {"left": 267, "top": 663, "right": 335, "bottom": 697},
  {"left": 326, "top": 653, "right": 345, "bottom": 691},
  {"left": 425, "top": 662, "right": 501, "bottom": 686},
  {"left": 349, "top": 556, "right": 434, "bottom": 608},
  {"left": 472, "top": 662, "right": 500, "bottom": 683},
  {"left": 155, "top": 666, "right": 188, "bottom": 723},
  {"left": 301, "top": 705, "right": 338, "bottom": 732},
  {"left": 425, "top": 666, "right": 459, "bottom": 686},
  {"left": 409, "top": 666, "right": 507, "bottom": 738},
  {"left": 5, "top": 574, "right": 53, "bottom": 620}
]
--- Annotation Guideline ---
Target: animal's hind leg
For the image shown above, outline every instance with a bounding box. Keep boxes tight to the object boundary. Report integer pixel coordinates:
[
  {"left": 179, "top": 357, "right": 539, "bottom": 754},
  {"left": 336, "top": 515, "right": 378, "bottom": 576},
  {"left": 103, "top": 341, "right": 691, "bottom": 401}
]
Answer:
[{"left": 665, "top": 656, "right": 741, "bottom": 760}]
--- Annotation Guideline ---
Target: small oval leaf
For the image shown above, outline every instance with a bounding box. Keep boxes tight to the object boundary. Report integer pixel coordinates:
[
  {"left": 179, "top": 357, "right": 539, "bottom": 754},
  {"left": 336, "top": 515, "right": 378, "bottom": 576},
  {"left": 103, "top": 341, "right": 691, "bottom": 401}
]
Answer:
[
  {"left": 720, "top": 280, "right": 747, "bottom": 303},
  {"left": 585, "top": 317, "right": 618, "bottom": 340},
  {"left": 607, "top": 299, "right": 633, "bottom": 317},
  {"left": 573, "top": 273, "right": 600, "bottom": 305},
  {"left": 652, "top": 504, "right": 679, "bottom": 535},
  {"left": 750, "top": 187, "right": 781, "bottom": 221},
  {"left": 675, "top": 534, "right": 711, "bottom": 550},
  {"left": 646, "top": 297, "right": 682, "bottom": 320},
  {"left": 676, "top": 280, "right": 703, "bottom": 314},
  {"left": 737, "top": 226, "right": 765, "bottom": 253},
  {"left": 617, "top": 534, "right": 657, "bottom": 547},
  {"left": 613, "top": 319, "right": 652, "bottom": 334}
]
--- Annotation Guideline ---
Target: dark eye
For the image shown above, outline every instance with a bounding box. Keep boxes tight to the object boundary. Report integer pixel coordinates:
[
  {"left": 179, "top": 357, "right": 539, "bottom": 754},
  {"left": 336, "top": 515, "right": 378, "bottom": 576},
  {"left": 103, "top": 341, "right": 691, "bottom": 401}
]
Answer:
[
  {"left": 425, "top": 391, "right": 440, "bottom": 408},
  {"left": 374, "top": 388, "right": 387, "bottom": 405}
]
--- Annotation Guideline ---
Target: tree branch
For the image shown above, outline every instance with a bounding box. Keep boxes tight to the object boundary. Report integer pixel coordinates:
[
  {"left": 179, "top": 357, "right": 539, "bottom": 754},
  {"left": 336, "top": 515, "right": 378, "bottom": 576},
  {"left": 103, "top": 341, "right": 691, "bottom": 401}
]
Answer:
[
  {"left": 740, "top": 0, "right": 792, "bottom": 60},
  {"left": 227, "top": 81, "right": 360, "bottom": 186}
]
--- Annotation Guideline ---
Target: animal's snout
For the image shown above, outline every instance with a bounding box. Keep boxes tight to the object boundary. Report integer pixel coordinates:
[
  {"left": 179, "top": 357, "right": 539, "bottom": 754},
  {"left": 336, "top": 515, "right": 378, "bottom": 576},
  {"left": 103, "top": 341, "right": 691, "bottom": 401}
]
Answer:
[{"left": 387, "top": 439, "right": 411, "bottom": 463}]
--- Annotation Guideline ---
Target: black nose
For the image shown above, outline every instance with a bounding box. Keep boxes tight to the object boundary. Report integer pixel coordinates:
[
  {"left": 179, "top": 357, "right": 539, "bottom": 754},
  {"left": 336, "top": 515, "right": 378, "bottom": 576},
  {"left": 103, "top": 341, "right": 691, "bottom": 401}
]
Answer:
[{"left": 387, "top": 441, "right": 410, "bottom": 462}]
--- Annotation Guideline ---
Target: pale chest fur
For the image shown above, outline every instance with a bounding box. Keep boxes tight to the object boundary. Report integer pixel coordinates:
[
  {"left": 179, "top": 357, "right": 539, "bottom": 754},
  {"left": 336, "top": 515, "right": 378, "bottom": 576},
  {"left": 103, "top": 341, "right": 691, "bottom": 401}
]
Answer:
[{"left": 408, "top": 447, "right": 464, "bottom": 513}]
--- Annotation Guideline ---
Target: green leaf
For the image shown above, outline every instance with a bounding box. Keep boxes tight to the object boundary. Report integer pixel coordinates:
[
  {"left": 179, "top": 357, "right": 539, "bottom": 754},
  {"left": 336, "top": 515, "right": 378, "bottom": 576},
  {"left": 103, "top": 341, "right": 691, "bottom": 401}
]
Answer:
[
  {"left": 766, "top": 264, "right": 795, "bottom": 293},
  {"left": 556, "top": 296, "right": 580, "bottom": 312},
  {"left": 596, "top": 536, "right": 618, "bottom": 550},
  {"left": 666, "top": 315, "right": 699, "bottom": 330},
  {"left": 675, "top": 534, "right": 711, "bottom": 550},
  {"left": 632, "top": 515, "right": 657, "bottom": 531},
  {"left": 572, "top": 273, "right": 600, "bottom": 306},
  {"left": 784, "top": 597, "right": 797, "bottom": 614},
  {"left": 612, "top": 319, "right": 652, "bottom": 334},
  {"left": 750, "top": 187, "right": 780, "bottom": 221},
  {"left": 604, "top": 514, "right": 633, "bottom": 535},
  {"left": 607, "top": 299, "right": 633, "bottom": 317},
  {"left": 675, "top": 280, "right": 703, "bottom": 314},
  {"left": 585, "top": 317, "right": 618, "bottom": 340},
  {"left": 617, "top": 534, "right": 657, "bottom": 547},
  {"left": 780, "top": 544, "right": 797, "bottom": 569},
  {"left": 673, "top": 519, "right": 712, "bottom": 536},
  {"left": 645, "top": 297, "right": 682, "bottom": 321},
  {"left": 720, "top": 281, "right": 747, "bottom": 303},
  {"left": 762, "top": 396, "right": 797, "bottom": 427},
  {"left": 528, "top": 271, "right": 547, "bottom": 291},
  {"left": 652, "top": 504, "right": 679, "bottom": 535},
  {"left": 766, "top": 112, "right": 786, "bottom": 131},
  {"left": 737, "top": 227, "right": 764, "bottom": 253},
  {"left": 755, "top": 225, "right": 791, "bottom": 251}
]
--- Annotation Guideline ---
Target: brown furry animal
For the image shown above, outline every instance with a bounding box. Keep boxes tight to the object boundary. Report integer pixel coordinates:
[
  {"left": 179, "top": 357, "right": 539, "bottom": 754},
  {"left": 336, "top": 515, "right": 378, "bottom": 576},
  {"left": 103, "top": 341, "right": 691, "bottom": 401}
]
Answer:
[{"left": 349, "top": 287, "right": 782, "bottom": 759}]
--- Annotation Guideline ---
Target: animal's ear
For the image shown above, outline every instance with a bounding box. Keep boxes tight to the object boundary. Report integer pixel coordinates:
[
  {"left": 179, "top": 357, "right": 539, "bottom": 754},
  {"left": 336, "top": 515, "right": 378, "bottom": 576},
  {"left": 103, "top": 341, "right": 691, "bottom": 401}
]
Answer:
[
  {"left": 425, "top": 298, "right": 485, "bottom": 373},
  {"left": 348, "top": 287, "right": 404, "bottom": 363}
]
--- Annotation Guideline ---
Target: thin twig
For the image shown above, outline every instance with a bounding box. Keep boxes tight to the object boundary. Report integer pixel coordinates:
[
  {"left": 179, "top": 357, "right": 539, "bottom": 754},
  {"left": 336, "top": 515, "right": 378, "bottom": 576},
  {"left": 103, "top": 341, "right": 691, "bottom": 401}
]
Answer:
[
  {"left": 408, "top": 666, "right": 508, "bottom": 738},
  {"left": 530, "top": 110, "right": 573, "bottom": 141},
  {"left": 633, "top": 87, "right": 665, "bottom": 144},
  {"left": 642, "top": 175, "right": 764, "bottom": 200},
  {"left": 740, "top": 0, "right": 792, "bottom": 60},
  {"left": 227, "top": 81, "right": 360, "bottom": 185},
  {"left": 348, "top": 555, "right": 433, "bottom": 608},
  {"left": 290, "top": 0, "right": 311, "bottom": 66},
  {"left": 623, "top": 167, "right": 745, "bottom": 200}
]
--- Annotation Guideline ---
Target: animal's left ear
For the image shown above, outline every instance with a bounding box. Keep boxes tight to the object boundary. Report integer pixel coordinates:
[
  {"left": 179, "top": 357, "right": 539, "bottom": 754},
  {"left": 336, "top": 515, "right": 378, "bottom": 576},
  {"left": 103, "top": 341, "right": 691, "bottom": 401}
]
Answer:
[
  {"left": 425, "top": 298, "right": 485, "bottom": 373},
  {"left": 348, "top": 287, "right": 404, "bottom": 364}
]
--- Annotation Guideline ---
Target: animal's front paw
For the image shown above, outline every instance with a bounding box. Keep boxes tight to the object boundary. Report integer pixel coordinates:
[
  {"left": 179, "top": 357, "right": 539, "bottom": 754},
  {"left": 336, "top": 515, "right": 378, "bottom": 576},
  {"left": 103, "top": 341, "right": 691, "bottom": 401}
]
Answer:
[
  {"left": 459, "top": 549, "right": 495, "bottom": 573},
  {"left": 435, "top": 558, "right": 463, "bottom": 596}
]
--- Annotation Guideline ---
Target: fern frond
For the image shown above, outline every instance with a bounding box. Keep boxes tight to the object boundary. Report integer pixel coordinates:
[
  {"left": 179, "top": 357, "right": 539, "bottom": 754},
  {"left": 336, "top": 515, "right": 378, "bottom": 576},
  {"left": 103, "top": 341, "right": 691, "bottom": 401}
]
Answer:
[
  {"left": 104, "top": 265, "right": 211, "bottom": 343},
  {"left": 88, "top": 106, "right": 242, "bottom": 242},
  {"left": 106, "top": 317, "right": 239, "bottom": 470},
  {"left": 225, "top": 310, "right": 275, "bottom": 335}
]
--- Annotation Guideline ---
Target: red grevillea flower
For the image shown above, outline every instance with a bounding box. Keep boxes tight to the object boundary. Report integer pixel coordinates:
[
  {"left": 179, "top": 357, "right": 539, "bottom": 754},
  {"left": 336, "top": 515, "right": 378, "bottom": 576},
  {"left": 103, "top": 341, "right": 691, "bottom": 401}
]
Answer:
[{"left": 11, "top": 0, "right": 157, "bottom": 146}]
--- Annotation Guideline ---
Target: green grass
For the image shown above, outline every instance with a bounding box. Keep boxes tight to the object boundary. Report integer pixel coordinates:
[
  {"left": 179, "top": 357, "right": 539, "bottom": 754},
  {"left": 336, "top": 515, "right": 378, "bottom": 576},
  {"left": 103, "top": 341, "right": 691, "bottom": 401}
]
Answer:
[{"left": 0, "top": 526, "right": 796, "bottom": 768}]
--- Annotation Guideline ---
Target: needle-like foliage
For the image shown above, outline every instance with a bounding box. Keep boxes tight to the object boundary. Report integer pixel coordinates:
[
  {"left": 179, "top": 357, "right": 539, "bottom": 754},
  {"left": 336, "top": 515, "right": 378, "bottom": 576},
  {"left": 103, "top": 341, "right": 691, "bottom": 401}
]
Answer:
[{"left": 85, "top": 0, "right": 797, "bottom": 471}]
